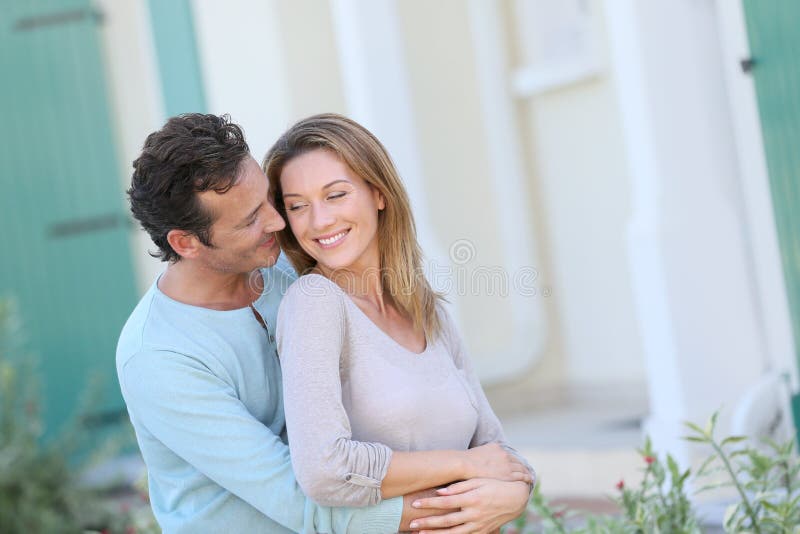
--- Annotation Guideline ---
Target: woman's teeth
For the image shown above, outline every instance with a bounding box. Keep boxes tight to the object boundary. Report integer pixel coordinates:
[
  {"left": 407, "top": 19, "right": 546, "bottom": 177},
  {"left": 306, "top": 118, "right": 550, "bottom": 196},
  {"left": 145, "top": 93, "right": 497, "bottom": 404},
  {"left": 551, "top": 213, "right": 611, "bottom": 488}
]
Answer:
[{"left": 318, "top": 231, "right": 347, "bottom": 245}]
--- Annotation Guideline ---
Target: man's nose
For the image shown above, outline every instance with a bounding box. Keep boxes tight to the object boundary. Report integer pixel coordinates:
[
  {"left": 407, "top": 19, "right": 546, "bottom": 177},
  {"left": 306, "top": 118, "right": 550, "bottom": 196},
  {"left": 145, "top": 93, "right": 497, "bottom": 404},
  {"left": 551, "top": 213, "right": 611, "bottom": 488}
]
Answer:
[{"left": 263, "top": 201, "right": 286, "bottom": 232}]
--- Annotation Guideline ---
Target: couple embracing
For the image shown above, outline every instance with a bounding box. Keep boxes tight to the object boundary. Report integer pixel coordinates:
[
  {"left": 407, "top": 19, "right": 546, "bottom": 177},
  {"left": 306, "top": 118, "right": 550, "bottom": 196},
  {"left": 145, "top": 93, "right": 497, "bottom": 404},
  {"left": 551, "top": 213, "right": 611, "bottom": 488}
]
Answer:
[{"left": 117, "top": 113, "right": 535, "bottom": 533}]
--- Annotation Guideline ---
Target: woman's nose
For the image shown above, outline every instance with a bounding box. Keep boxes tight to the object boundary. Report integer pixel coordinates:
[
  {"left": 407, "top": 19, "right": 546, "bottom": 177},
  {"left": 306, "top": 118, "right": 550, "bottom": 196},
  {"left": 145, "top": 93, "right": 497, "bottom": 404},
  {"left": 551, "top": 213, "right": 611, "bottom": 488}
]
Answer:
[{"left": 310, "top": 203, "right": 335, "bottom": 230}]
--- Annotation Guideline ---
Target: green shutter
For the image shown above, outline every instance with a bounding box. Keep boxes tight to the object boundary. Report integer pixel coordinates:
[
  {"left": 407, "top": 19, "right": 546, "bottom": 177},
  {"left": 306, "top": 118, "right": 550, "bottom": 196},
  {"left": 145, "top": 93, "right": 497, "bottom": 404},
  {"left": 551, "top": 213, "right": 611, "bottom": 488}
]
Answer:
[
  {"left": 742, "top": 0, "right": 800, "bottom": 438},
  {"left": 0, "top": 0, "right": 138, "bottom": 441}
]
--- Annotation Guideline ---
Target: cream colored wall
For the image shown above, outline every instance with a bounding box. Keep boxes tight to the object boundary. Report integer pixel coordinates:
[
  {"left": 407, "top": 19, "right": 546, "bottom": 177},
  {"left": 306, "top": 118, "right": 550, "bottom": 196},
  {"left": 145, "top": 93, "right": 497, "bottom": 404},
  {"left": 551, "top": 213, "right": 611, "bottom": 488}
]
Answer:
[
  {"left": 193, "top": 0, "right": 349, "bottom": 158},
  {"left": 394, "top": 0, "right": 645, "bottom": 391},
  {"left": 510, "top": 0, "right": 646, "bottom": 390},
  {"left": 395, "top": 1, "right": 516, "bottom": 361}
]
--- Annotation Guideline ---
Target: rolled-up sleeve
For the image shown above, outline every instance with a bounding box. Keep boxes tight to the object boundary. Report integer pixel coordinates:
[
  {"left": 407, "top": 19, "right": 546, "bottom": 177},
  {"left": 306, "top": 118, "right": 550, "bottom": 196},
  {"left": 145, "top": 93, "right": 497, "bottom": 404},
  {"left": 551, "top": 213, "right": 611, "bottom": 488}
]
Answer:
[{"left": 277, "top": 274, "right": 393, "bottom": 507}]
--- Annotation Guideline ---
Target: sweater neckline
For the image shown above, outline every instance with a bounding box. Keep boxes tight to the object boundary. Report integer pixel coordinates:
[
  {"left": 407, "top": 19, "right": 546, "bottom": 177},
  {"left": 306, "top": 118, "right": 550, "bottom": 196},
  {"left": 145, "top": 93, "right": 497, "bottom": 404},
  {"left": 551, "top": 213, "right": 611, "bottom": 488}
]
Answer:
[{"left": 305, "top": 273, "right": 431, "bottom": 356}]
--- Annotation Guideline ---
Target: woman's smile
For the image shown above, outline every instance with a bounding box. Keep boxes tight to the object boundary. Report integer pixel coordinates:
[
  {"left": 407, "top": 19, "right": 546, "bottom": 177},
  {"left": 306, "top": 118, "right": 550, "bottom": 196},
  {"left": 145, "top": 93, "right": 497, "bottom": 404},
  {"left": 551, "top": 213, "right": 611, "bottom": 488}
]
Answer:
[{"left": 315, "top": 228, "right": 350, "bottom": 248}]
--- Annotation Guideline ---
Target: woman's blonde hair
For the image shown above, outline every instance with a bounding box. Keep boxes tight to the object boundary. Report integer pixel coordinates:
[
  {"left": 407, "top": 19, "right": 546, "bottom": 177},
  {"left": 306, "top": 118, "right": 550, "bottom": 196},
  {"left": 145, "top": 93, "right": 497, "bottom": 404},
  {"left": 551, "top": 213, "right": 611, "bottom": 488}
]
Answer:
[{"left": 263, "top": 113, "right": 443, "bottom": 338}]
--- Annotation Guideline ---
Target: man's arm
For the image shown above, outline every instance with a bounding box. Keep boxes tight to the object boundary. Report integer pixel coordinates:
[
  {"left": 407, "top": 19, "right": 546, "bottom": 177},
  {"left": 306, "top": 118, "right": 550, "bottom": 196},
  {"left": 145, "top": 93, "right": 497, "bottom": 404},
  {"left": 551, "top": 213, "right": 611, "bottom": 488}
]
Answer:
[{"left": 121, "top": 349, "right": 401, "bottom": 533}]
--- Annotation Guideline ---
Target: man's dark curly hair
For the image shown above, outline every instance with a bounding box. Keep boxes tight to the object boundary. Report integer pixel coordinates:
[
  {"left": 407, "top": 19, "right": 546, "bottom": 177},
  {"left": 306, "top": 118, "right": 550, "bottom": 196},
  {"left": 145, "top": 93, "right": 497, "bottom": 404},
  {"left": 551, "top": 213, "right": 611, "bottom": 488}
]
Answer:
[{"left": 128, "top": 113, "right": 250, "bottom": 262}]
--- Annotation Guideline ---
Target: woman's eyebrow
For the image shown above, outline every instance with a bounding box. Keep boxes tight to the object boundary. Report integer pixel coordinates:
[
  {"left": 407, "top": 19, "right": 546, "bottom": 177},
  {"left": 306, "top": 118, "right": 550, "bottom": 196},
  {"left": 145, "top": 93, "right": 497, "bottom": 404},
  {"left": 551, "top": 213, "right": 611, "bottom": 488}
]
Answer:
[
  {"left": 282, "top": 179, "right": 352, "bottom": 199},
  {"left": 322, "top": 179, "right": 350, "bottom": 189}
]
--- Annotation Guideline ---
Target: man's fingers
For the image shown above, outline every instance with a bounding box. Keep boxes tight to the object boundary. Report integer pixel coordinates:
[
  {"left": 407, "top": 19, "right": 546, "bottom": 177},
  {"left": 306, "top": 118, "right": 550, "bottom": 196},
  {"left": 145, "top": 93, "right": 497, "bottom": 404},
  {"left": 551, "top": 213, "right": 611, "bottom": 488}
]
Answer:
[
  {"left": 418, "top": 523, "right": 482, "bottom": 534},
  {"left": 512, "top": 470, "right": 533, "bottom": 483},
  {"left": 412, "top": 494, "right": 462, "bottom": 510},
  {"left": 408, "top": 510, "right": 468, "bottom": 530}
]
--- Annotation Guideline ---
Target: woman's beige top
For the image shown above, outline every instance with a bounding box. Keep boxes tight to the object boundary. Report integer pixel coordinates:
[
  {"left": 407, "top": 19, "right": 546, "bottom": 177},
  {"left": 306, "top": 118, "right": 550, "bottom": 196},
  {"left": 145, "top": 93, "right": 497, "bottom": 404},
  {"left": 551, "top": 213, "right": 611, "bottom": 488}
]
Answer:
[{"left": 277, "top": 273, "right": 522, "bottom": 507}]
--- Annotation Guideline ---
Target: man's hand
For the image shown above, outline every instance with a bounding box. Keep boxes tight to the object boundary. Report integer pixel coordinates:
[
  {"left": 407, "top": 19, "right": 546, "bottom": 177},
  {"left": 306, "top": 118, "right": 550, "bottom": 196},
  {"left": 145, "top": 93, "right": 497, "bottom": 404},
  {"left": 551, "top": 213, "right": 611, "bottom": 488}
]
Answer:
[
  {"left": 407, "top": 478, "right": 530, "bottom": 534},
  {"left": 399, "top": 488, "right": 457, "bottom": 532}
]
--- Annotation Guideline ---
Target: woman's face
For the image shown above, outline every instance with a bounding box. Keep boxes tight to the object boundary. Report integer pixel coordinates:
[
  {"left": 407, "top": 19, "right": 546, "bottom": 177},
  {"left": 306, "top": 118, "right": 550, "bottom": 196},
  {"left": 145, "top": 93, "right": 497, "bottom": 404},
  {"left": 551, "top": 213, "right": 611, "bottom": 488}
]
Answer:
[{"left": 279, "top": 149, "right": 385, "bottom": 275}]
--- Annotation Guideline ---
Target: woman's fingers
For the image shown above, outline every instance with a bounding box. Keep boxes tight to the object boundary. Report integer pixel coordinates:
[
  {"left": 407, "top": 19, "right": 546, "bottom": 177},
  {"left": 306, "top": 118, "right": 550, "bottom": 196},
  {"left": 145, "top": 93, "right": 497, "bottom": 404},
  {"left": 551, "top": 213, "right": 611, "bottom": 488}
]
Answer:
[{"left": 408, "top": 510, "right": 468, "bottom": 530}]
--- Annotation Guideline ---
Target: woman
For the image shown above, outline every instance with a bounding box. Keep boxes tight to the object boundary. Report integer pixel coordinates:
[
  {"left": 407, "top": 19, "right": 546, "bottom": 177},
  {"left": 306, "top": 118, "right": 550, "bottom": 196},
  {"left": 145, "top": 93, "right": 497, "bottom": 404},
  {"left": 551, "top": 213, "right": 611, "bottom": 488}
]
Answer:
[{"left": 264, "top": 114, "right": 533, "bottom": 532}]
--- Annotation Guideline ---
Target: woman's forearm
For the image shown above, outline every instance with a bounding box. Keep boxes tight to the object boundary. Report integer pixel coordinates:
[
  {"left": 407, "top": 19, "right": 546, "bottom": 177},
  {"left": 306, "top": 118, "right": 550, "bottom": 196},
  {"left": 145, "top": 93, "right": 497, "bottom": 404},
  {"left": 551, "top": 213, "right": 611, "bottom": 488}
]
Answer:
[
  {"left": 380, "top": 450, "right": 467, "bottom": 499},
  {"left": 380, "top": 442, "right": 533, "bottom": 499}
]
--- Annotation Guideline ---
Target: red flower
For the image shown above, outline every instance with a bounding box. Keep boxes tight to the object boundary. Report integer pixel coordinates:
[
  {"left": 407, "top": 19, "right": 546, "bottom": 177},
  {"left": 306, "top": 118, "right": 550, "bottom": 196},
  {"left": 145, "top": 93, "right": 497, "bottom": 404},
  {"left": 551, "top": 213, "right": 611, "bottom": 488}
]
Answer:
[
  {"left": 616, "top": 479, "right": 625, "bottom": 490},
  {"left": 553, "top": 510, "right": 566, "bottom": 519},
  {"left": 644, "top": 455, "right": 655, "bottom": 465}
]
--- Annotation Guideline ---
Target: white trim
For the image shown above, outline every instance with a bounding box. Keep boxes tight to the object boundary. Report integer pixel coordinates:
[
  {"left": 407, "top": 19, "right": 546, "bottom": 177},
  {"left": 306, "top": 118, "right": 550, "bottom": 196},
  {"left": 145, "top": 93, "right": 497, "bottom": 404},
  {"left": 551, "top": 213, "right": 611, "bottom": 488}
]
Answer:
[
  {"left": 96, "top": 0, "right": 167, "bottom": 293},
  {"left": 715, "top": 0, "right": 798, "bottom": 389},
  {"left": 512, "top": 58, "right": 601, "bottom": 98},
  {"left": 465, "top": 0, "right": 546, "bottom": 381}
]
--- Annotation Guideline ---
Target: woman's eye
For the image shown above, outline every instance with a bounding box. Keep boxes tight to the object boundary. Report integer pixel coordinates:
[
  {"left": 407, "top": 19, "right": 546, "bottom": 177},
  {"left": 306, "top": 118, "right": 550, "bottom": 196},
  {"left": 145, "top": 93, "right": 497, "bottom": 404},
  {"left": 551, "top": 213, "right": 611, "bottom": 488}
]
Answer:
[
  {"left": 288, "top": 203, "right": 307, "bottom": 211},
  {"left": 327, "top": 191, "right": 347, "bottom": 201}
]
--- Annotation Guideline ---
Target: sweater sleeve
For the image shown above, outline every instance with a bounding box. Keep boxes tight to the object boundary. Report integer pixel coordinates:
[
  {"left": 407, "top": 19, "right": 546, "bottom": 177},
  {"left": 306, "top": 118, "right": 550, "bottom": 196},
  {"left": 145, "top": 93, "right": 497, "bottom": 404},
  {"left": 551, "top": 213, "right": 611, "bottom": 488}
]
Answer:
[
  {"left": 120, "top": 348, "right": 401, "bottom": 533},
  {"left": 277, "top": 274, "right": 394, "bottom": 507},
  {"left": 439, "top": 307, "right": 537, "bottom": 488}
]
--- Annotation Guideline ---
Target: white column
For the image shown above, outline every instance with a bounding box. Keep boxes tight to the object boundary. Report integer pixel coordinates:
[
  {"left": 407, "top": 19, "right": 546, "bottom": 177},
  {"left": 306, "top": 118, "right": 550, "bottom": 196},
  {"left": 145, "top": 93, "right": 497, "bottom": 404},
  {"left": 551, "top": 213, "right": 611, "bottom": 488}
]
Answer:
[
  {"left": 191, "top": 0, "right": 293, "bottom": 158},
  {"left": 327, "top": 0, "right": 442, "bottom": 263},
  {"left": 465, "top": 0, "right": 546, "bottom": 380},
  {"left": 604, "top": 0, "right": 767, "bottom": 464}
]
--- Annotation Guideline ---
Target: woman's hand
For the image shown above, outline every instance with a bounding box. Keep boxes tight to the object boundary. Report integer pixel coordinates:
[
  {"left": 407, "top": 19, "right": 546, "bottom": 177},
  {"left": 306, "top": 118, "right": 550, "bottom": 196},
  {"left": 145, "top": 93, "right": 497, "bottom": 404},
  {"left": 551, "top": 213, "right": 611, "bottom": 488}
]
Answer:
[
  {"left": 463, "top": 443, "right": 532, "bottom": 484},
  {"left": 408, "top": 478, "right": 530, "bottom": 534}
]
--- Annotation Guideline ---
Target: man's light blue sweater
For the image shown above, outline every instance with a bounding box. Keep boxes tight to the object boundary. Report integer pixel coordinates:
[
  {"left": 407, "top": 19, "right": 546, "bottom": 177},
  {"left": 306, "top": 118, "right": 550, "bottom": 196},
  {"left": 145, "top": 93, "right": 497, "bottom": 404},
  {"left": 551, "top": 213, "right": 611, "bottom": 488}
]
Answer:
[{"left": 116, "top": 260, "right": 402, "bottom": 533}]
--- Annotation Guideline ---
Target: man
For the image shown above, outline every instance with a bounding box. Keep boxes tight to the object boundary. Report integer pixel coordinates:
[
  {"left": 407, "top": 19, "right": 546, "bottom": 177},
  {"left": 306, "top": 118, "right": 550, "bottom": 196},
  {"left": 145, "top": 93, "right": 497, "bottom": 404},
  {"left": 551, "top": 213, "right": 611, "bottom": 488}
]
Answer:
[{"left": 117, "top": 113, "right": 529, "bottom": 533}]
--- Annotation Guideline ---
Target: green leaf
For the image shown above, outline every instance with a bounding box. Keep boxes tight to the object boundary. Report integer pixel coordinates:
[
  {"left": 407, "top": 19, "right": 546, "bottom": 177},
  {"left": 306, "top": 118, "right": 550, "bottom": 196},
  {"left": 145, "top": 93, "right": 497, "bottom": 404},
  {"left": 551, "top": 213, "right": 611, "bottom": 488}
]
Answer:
[
  {"left": 695, "top": 453, "right": 718, "bottom": 477},
  {"left": 693, "top": 481, "right": 733, "bottom": 494},
  {"left": 720, "top": 435, "right": 747, "bottom": 447},
  {"left": 682, "top": 436, "right": 706, "bottom": 443},
  {"left": 666, "top": 454, "right": 680, "bottom": 481},
  {"left": 724, "top": 503, "right": 741, "bottom": 528},
  {"left": 761, "top": 499, "right": 780, "bottom": 513},
  {"left": 683, "top": 421, "right": 706, "bottom": 435}
]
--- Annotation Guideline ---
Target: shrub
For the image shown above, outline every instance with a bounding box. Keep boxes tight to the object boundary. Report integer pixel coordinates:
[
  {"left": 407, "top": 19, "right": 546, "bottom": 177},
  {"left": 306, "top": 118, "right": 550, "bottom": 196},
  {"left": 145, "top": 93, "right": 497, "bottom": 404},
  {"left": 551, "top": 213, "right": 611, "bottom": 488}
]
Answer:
[{"left": 506, "top": 412, "right": 799, "bottom": 533}]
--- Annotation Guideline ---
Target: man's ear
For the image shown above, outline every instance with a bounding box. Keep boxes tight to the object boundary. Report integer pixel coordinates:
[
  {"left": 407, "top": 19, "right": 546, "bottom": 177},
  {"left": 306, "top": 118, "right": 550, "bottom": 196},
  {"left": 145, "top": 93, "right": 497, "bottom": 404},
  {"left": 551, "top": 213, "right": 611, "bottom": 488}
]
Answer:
[{"left": 167, "top": 229, "right": 203, "bottom": 260}]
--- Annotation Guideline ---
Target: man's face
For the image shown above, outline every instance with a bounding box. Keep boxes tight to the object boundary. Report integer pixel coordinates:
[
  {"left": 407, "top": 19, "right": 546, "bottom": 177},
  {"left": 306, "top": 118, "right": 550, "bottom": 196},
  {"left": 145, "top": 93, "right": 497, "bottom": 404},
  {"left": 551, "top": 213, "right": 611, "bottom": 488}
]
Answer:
[{"left": 194, "top": 156, "right": 285, "bottom": 274}]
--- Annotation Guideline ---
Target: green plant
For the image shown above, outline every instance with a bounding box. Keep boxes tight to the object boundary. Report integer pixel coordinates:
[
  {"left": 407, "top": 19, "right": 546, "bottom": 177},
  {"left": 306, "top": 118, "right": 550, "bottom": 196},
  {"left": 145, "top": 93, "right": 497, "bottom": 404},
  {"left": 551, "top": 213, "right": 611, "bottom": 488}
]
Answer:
[
  {"left": 0, "top": 299, "right": 89, "bottom": 532},
  {"left": 504, "top": 411, "right": 800, "bottom": 533},
  {"left": 613, "top": 437, "right": 701, "bottom": 534},
  {"left": 686, "top": 412, "right": 800, "bottom": 533},
  {"left": 0, "top": 298, "right": 158, "bottom": 533}
]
